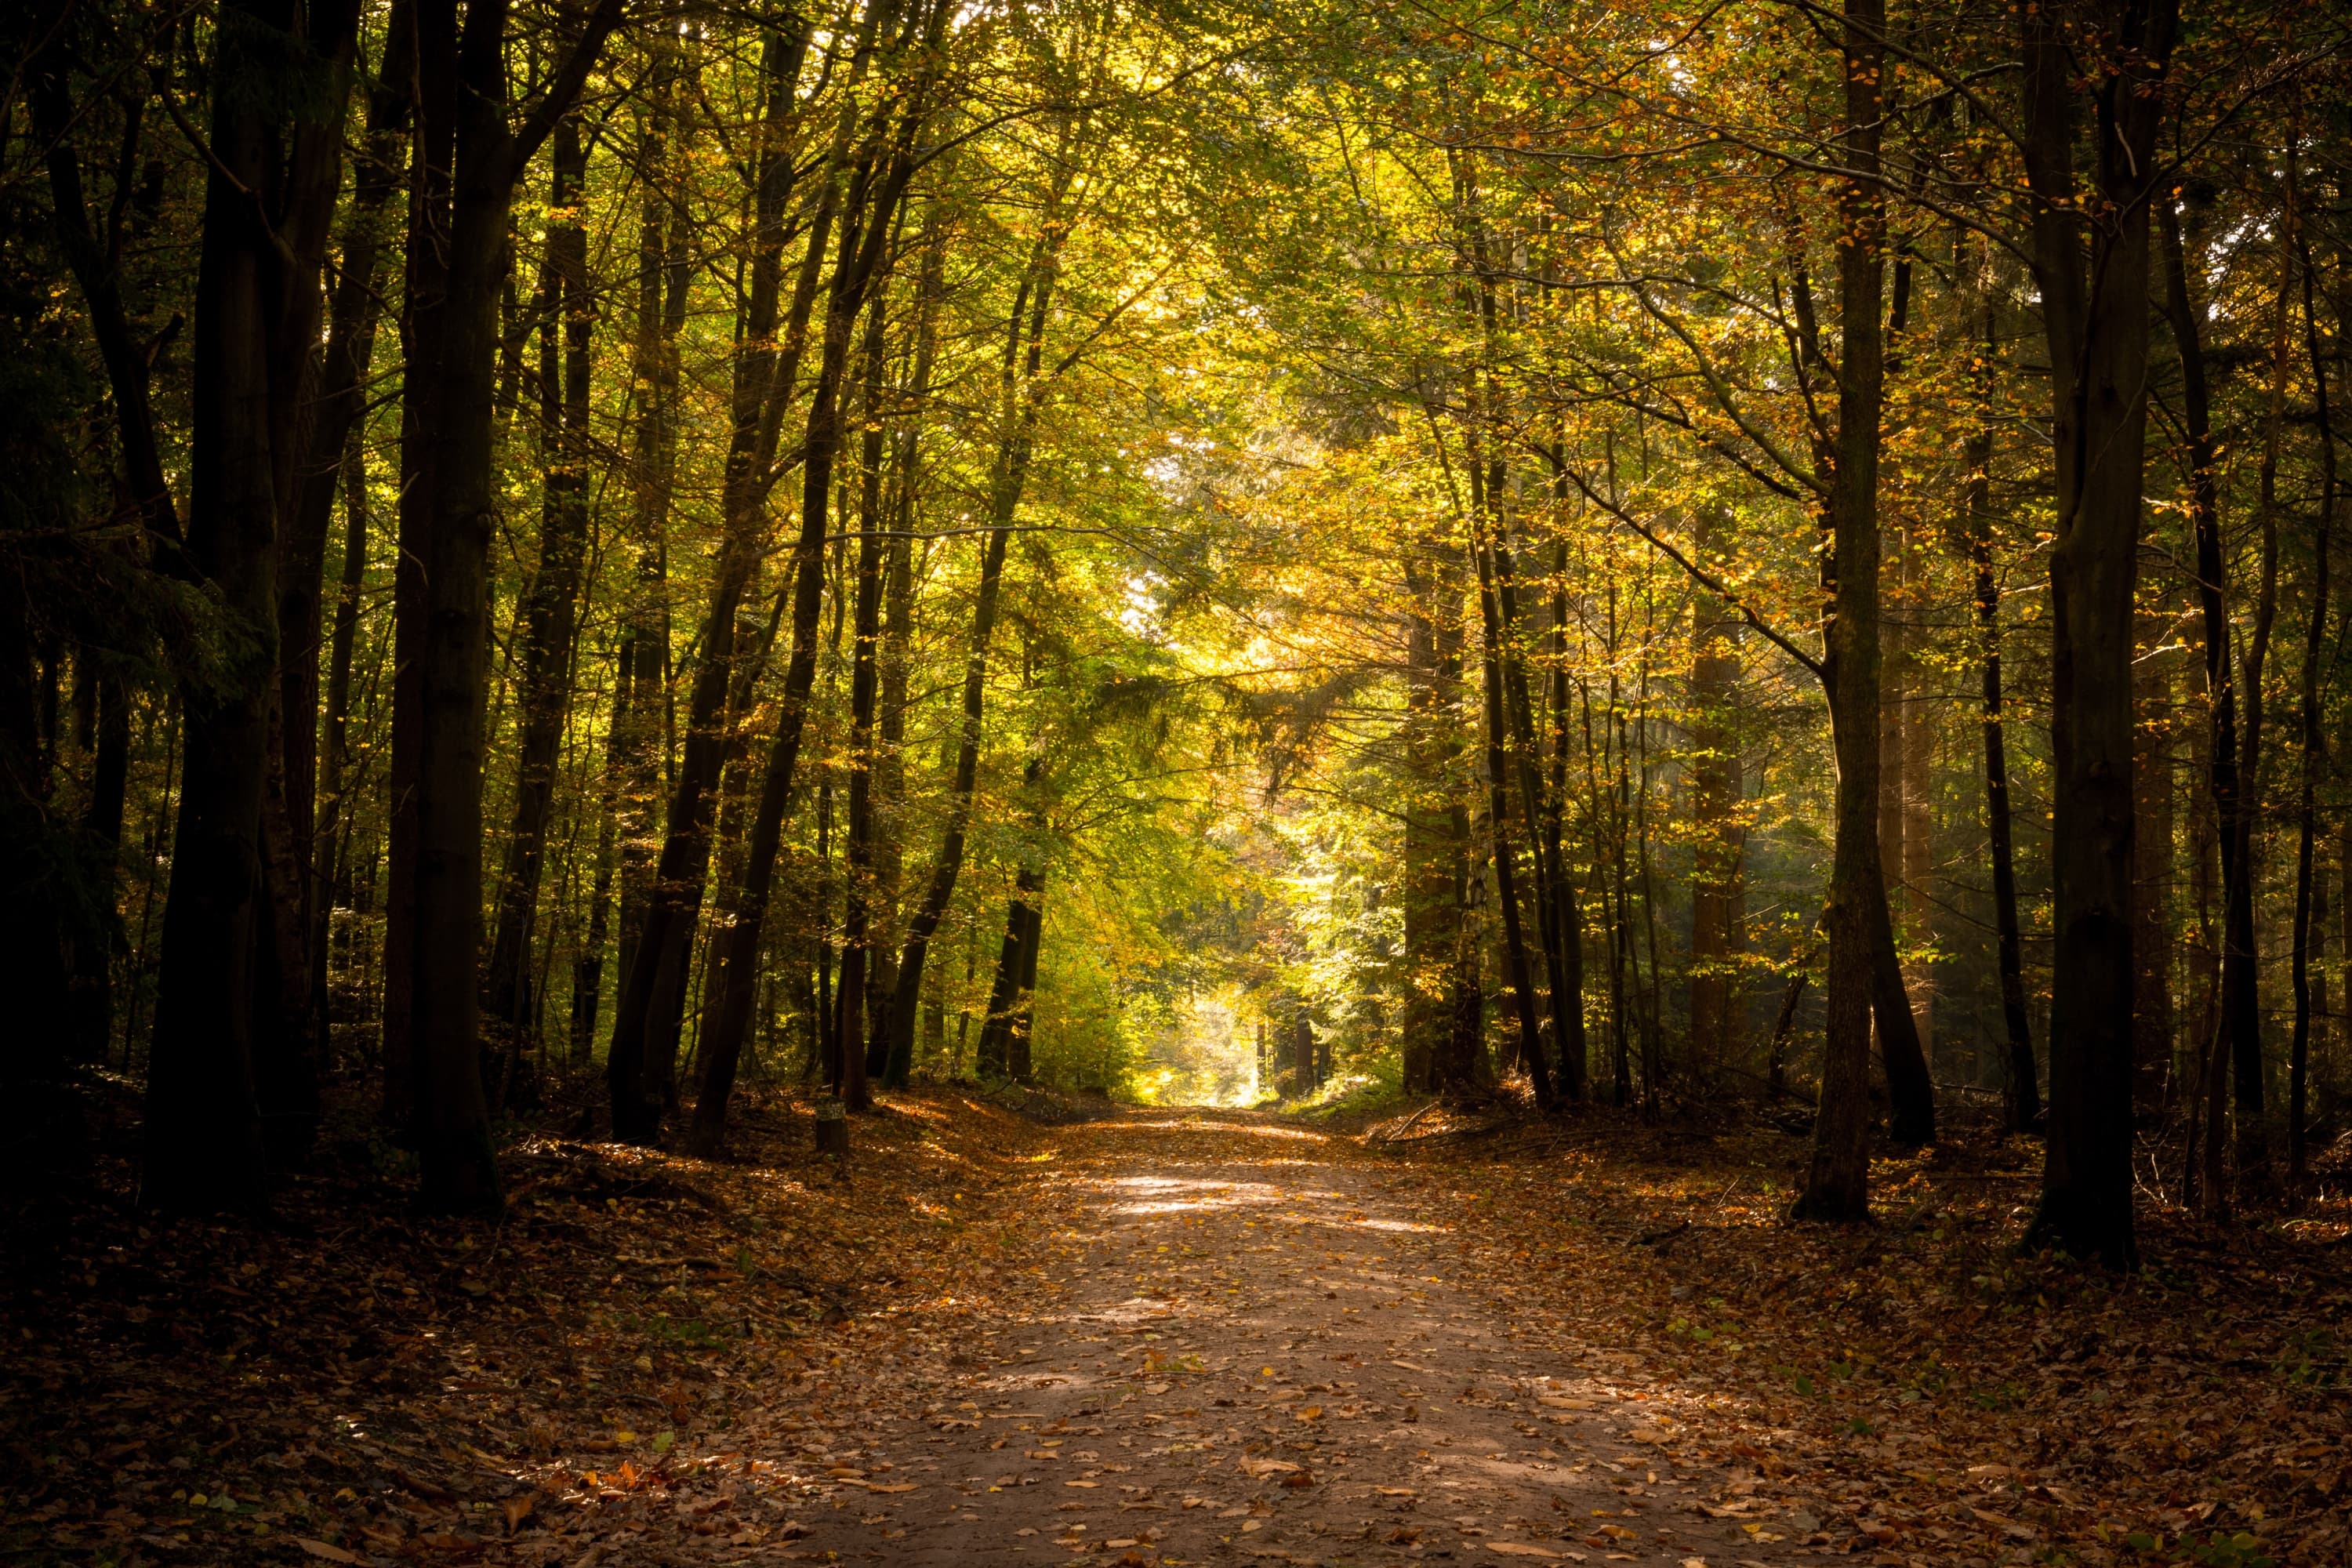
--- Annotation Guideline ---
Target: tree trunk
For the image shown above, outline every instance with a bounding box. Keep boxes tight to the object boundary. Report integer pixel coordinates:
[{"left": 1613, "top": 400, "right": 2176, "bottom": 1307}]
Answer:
[
  {"left": 2225, "top": 213, "right": 2299, "bottom": 1180},
  {"left": 1462, "top": 441, "right": 1552, "bottom": 1107},
  {"left": 2133, "top": 622, "right": 2176, "bottom": 1112},
  {"left": 2288, "top": 174, "right": 2334, "bottom": 1190},
  {"left": 1399, "top": 563, "right": 1468, "bottom": 1095},
  {"left": 143, "top": 0, "right": 359, "bottom": 1211},
  {"left": 287, "top": 0, "right": 415, "bottom": 1042},
  {"left": 1963, "top": 384, "right": 2038, "bottom": 1130},
  {"left": 2158, "top": 198, "right": 2241, "bottom": 1215},
  {"left": 396, "top": 0, "right": 623, "bottom": 1208},
  {"left": 483, "top": 107, "right": 593, "bottom": 1044},
  {"left": 1795, "top": 0, "right": 1896, "bottom": 1220},
  {"left": 1686, "top": 513, "right": 1742, "bottom": 1090},
  {"left": 2020, "top": 0, "right": 2172, "bottom": 1268},
  {"left": 840, "top": 297, "right": 894, "bottom": 1095},
  {"left": 977, "top": 834, "right": 1045, "bottom": 1082},
  {"left": 683, "top": 20, "right": 936, "bottom": 1145},
  {"left": 608, "top": 13, "right": 827, "bottom": 1142}
]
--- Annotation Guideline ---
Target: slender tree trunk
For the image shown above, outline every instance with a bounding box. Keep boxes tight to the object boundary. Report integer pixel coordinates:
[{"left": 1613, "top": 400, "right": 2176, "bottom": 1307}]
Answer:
[
  {"left": 608, "top": 14, "right": 827, "bottom": 1142},
  {"left": 2134, "top": 622, "right": 2176, "bottom": 1112},
  {"left": 1796, "top": 0, "right": 1902, "bottom": 1218},
  {"left": 839, "top": 298, "right": 893, "bottom": 1094},
  {"left": 2288, "top": 175, "right": 2335, "bottom": 1191},
  {"left": 317, "top": 423, "right": 372, "bottom": 1033},
  {"left": 484, "top": 106, "right": 593, "bottom": 1043},
  {"left": 1461, "top": 432, "right": 1552, "bottom": 1107},
  {"left": 2224, "top": 214, "right": 2299, "bottom": 1180},
  {"left": 1686, "top": 512, "right": 1742, "bottom": 1089},
  {"left": 2158, "top": 198, "right": 2241, "bottom": 1215},
  {"left": 69, "top": 673, "right": 130, "bottom": 1066},
  {"left": 684, "top": 18, "right": 937, "bottom": 1145},
  {"left": 287, "top": 0, "right": 414, "bottom": 1044},
  {"left": 571, "top": 646, "right": 627, "bottom": 1063},
  {"left": 1963, "top": 383, "right": 2039, "bottom": 1129},
  {"left": 2020, "top": 0, "right": 2172, "bottom": 1267},
  {"left": 1400, "top": 567, "right": 1466, "bottom": 1095},
  {"left": 878, "top": 164, "right": 1078, "bottom": 1077}
]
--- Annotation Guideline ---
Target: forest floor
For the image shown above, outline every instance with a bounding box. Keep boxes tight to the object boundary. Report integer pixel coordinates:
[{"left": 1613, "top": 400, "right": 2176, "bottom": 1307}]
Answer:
[{"left": 5, "top": 1086, "right": 2350, "bottom": 1568}]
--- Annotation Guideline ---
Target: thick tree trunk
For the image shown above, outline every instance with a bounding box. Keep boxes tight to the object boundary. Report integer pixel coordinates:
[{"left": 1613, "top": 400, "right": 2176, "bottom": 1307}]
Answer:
[
  {"left": 144, "top": 0, "right": 358, "bottom": 1210},
  {"left": 2020, "top": 0, "right": 2172, "bottom": 1268},
  {"left": 394, "top": 0, "right": 622, "bottom": 1207}
]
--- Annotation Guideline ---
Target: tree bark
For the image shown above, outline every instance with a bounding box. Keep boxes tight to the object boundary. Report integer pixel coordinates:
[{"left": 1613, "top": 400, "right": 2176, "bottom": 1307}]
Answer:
[
  {"left": 2158, "top": 198, "right": 2241, "bottom": 1215},
  {"left": 1686, "top": 510, "right": 1741, "bottom": 1088},
  {"left": 143, "top": 0, "right": 360, "bottom": 1210},
  {"left": 683, "top": 14, "right": 936, "bottom": 1145},
  {"left": 394, "top": 0, "right": 623, "bottom": 1208},
  {"left": 606, "top": 13, "right": 832, "bottom": 1141},
  {"left": 2288, "top": 167, "right": 2334, "bottom": 1190},
  {"left": 2019, "top": 0, "right": 2172, "bottom": 1268},
  {"left": 1796, "top": 0, "right": 1900, "bottom": 1219},
  {"left": 483, "top": 103, "right": 593, "bottom": 1043},
  {"left": 877, "top": 149, "right": 1080, "bottom": 1080}
]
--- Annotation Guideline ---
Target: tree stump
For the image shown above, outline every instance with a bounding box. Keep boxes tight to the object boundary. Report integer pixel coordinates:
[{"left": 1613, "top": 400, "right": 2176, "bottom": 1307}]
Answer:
[{"left": 814, "top": 1096, "right": 850, "bottom": 1158}]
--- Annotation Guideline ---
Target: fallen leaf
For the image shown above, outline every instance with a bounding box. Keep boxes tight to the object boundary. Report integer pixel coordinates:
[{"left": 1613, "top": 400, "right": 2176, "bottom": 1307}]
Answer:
[{"left": 294, "top": 1541, "right": 365, "bottom": 1565}]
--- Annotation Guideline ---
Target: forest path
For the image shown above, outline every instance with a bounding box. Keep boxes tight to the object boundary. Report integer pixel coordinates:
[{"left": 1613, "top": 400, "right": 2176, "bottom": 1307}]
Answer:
[{"left": 778, "top": 1109, "right": 1786, "bottom": 1567}]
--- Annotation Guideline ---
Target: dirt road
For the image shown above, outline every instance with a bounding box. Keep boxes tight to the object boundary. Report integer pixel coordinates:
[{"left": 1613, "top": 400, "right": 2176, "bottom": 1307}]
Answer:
[{"left": 769, "top": 1110, "right": 1794, "bottom": 1566}]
